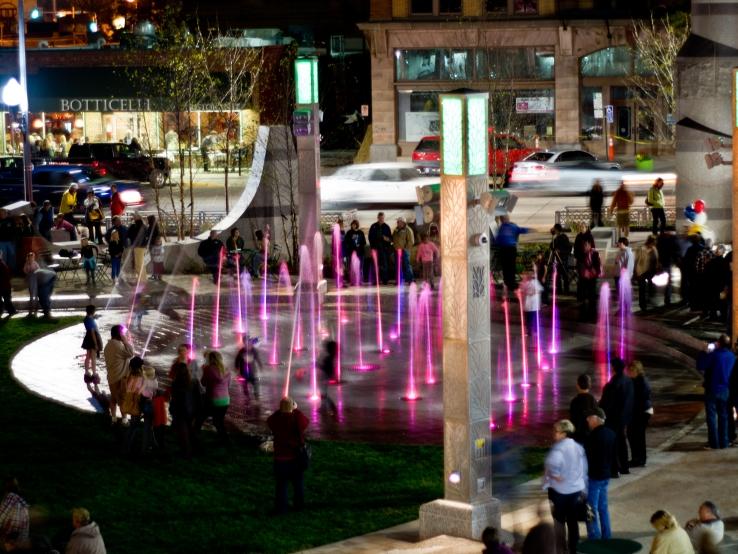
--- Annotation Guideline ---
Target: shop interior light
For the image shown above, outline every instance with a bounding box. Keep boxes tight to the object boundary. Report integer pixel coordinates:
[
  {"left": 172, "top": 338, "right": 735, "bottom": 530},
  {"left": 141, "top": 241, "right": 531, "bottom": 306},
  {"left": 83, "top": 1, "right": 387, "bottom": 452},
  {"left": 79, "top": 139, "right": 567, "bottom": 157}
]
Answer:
[
  {"left": 31, "top": 119, "right": 43, "bottom": 129},
  {"left": 74, "top": 118, "right": 84, "bottom": 128},
  {"left": 2, "top": 78, "right": 27, "bottom": 111},
  {"left": 112, "top": 16, "right": 125, "bottom": 30},
  {"left": 88, "top": 21, "right": 98, "bottom": 33},
  {"left": 30, "top": 8, "right": 41, "bottom": 20}
]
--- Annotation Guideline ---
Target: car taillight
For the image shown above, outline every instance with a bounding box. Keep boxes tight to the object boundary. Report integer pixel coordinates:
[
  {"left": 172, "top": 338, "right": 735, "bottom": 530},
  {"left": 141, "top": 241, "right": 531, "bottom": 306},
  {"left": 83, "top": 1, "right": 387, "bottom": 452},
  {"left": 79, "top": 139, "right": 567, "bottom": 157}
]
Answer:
[
  {"left": 534, "top": 165, "right": 545, "bottom": 170},
  {"left": 120, "top": 190, "right": 143, "bottom": 205},
  {"left": 97, "top": 168, "right": 107, "bottom": 176},
  {"left": 91, "top": 161, "right": 99, "bottom": 168}
]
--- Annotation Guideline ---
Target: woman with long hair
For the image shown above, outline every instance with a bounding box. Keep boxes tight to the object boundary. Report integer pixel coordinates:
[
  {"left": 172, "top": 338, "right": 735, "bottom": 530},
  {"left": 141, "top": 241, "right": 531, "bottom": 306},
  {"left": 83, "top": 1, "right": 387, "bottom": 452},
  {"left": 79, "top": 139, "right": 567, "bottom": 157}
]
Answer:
[{"left": 200, "top": 350, "right": 232, "bottom": 443}]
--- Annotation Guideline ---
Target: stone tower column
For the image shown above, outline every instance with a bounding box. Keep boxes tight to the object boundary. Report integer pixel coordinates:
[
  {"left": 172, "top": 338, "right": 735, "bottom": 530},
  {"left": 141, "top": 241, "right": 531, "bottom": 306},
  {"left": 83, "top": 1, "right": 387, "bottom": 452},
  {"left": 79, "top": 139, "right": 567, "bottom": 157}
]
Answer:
[{"left": 419, "top": 90, "right": 500, "bottom": 541}]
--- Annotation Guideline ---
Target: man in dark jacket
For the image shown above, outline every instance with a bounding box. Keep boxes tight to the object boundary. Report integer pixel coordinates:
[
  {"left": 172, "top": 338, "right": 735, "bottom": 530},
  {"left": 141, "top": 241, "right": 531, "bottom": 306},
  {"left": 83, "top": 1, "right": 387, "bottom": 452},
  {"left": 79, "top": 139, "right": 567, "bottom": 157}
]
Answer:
[
  {"left": 197, "top": 230, "right": 224, "bottom": 283},
  {"left": 584, "top": 407, "right": 616, "bottom": 540},
  {"left": 267, "top": 397, "right": 309, "bottom": 514},
  {"left": 599, "top": 357, "right": 633, "bottom": 476},
  {"left": 569, "top": 373, "right": 598, "bottom": 444},
  {"left": 368, "top": 212, "right": 392, "bottom": 285},
  {"left": 697, "top": 334, "right": 735, "bottom": 449},
  {"left": 550, "top": 223, "right": 571, "bottom": 294}
]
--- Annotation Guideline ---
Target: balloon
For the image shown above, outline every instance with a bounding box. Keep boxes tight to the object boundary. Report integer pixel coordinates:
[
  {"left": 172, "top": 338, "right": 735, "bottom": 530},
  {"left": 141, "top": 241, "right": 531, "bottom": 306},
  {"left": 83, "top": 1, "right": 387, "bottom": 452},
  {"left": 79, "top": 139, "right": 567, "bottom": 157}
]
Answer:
[
  {"left": 694, "top": 199, "right": 706, "bottom": 213},
  {"left": 694, "top": 212, "right": 707, "bottom": 226},
  {"left": 684, "top": 206, "right": 696, "bottom": 220}
]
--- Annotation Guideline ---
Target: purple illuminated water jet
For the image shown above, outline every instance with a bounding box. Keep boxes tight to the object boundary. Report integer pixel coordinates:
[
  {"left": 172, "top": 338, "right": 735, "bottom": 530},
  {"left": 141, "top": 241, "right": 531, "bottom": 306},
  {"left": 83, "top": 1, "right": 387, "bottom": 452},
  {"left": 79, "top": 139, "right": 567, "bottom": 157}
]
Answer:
[
  {"left": 596, "top": 281, "right": 612, "bottom": 386},
  {"left": 618, "top": 268, "right": 632, "bottom": 366},
  {"left": 418, "top": 283, "right": 435, "bottom": 384},
  {"left": 549, "top": 266, "right": 559, "bottom": 355},
  {"left": 260, "top": 226, "right": 269, "bottom": 322},
  {"left": 371, "top": 250, "right": 386, "bottom": 353},
  {"left": 502, "top": 291, "right": 516, "bottom": 402},
  {"left": 402, "top": 283, "right": 421, "bottom": 401},
  {"left": 283, "top": 245, "right": 310, "bottom": 398},
  {"left": 395, "top": 249, "right": 402, "bottom": 338},
  {"left": 188, "top": 277, "right": 198, "bottom": 353},
  {"left": 516, "top": 289, "right": 530, "bottom": 388},
  {"left": 351, "top": 252, "right": 378, "bottom": 371},
  {"left": 234, "top": 255, "right": 244, "bottom": 335},
  {"left": 212, "top": 247, "right": 225, "bottom": 349}
]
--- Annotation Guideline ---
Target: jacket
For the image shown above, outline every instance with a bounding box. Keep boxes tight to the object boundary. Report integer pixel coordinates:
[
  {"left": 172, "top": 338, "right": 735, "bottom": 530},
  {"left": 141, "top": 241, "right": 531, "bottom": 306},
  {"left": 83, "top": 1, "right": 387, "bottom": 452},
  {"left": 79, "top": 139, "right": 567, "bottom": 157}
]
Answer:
[
  {"left": 650, "top": 526, "right": 695, "bottom": 554},
  {"left": 110, "top": 192, "right": 125, "bottom": 217},
  {"left": 569, "top": 392, "right": 598, "bottom": 443},
  {"left": 614, "top": 247, "right": 635, "bottom": 280},
  {"left": 416, "top": 241, "right": 439, "bottom": 263},
  {"left": 600, "top": 372, "right": 634, "bottom": 428},
  {"left": 103, "top": 339, "right": 134, "bottom": 385},
  {"left": 495, "top": 222, "right": 528, "bottom": 248},
  {"left": 647, "top": 185, "right": 665, "bottom": 209},
  {"left": 392, "top": 225, "right": 415, "bottom": 251},
  {"left": 267, "top": 409, "right": 309, "bottom": 462},
  {"left": 543, "top": 437, "right": 587, "bottom": 494},
  {"left": 610, "top": 187, "right": 634, "bottom": 211},
  {"left": 368, "top": 221, "right": 391, "bottom": 250},
  {"left": 632, "top": 374, "right": 653, "bottom": 414},
  {"left": 635, "top": 245, "right": 658, "bottom": 278},
  {"left": 697, "top": 347, "right": 735, "bottom": 397},
  {"left": 59, "top": 190, "right": 77, "bottom": 215},
  {"left": 66, "top": 522, "right": 107, "bottom": 554},
  {"left": 201, "top": 364, "right": 232, "bottom": 405},
  {"left": 585, "top": 424, "right": 616, "bottom": 480}
]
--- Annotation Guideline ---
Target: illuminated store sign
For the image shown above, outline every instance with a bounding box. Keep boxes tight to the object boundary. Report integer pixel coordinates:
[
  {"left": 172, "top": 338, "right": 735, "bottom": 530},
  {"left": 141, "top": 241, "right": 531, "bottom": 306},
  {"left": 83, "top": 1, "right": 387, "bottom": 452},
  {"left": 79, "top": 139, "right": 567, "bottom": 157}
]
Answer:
[{"left": 59, "top": 98, "right": 152, "bottom": 112}]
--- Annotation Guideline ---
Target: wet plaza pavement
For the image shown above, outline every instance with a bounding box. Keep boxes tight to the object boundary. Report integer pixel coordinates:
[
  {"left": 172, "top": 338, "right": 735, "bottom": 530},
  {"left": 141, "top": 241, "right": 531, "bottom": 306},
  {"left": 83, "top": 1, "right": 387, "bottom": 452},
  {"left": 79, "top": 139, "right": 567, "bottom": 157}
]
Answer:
[{"left": 10, "top": 273, "right": 705, "bottom": 449}]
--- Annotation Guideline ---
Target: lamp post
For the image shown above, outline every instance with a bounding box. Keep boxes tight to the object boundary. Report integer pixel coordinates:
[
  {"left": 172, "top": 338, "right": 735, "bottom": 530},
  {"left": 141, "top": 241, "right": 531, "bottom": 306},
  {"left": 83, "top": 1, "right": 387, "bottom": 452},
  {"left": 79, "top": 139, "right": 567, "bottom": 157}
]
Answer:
[{"left": 4, "top": 0, "right": 32, "bottom": 203}]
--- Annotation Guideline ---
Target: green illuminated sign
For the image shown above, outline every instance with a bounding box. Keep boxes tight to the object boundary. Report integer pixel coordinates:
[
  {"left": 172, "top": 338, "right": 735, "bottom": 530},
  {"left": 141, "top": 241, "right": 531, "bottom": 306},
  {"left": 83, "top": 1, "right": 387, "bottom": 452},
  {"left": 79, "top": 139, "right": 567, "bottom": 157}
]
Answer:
[
  {"left": 441, "top": 96, "right": 463, "bottom": 175},
  {"left": 295, "top": 58, "right": 319, "bottom": 105},
  {"left": 467, "top": 95, "right": 488, "bottom": 176}
]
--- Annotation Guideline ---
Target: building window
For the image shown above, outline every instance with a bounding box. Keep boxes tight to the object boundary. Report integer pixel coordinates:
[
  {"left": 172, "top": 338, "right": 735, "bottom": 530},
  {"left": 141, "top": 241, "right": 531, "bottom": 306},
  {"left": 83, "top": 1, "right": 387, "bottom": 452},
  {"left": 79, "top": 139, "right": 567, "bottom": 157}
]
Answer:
[
  {"left": 396, "top": 49, "right": 471, "bottom": 81},
  {"left": 476, "top": 47, "right": 554, "bottom": 80},
  {"left": 513, "top": 0, "right": 537, "bottom": 14},
  {"left": 580, "top": 86, "right": 603, "bottom": 142},
  {"left": 411, "top": 0, "right": 435, "bottom": 14},
  {"left": 491, "top": 88, "right": 554, "bottom": 140},
  {"left": 439, "top": 0, "right": 462, "bottom": 14},
  {"left": 397, "top": 91, "right": 440, "bottom": 142},
  {"left": 581, "top": 47, "right": 633, "bottom": 77},
  {"left": 486, "top": 0, "right": 508, "bottom": 14}
]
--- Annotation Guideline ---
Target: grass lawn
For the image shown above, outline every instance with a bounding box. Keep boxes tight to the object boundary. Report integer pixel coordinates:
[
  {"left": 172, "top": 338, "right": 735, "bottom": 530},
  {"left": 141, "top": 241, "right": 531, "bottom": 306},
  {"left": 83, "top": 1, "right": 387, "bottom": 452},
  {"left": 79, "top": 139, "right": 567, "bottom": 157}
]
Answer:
[
  {"left": 0, "top": 317, "right": 445, "bottom": 554},
  {"left": 0, "top": 317, "right": 547, "bottom": 553}
]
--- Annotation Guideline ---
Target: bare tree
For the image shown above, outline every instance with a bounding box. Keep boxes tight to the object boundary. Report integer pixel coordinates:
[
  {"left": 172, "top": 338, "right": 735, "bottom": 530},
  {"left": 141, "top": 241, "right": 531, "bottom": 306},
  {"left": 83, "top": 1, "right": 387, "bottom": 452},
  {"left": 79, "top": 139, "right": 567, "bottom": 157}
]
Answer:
[
  {"left": 629, "top": 12, "right": 690, "bottom": 147},
  {"left": 207, "top": 31, "right": 264, "bottom": 212}
]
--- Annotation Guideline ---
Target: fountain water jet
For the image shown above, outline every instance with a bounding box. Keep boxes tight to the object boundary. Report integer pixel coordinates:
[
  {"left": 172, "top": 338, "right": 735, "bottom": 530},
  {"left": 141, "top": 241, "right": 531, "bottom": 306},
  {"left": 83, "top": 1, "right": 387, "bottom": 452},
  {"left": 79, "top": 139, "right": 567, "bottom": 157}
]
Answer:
[
  {"left": 549, "top": 266, "right": 559, "bottom": 355},
  {"left": 596, "top": 281, "right": 612, "bottom": 386},
  {"left": 283, "top": 245, "right": 310, "bottom": 397},
  {"left": 516, "top": 289, "right": 531, "bottom": 388},
  {"left": 618, "top": 268, "right": 632, "bottom": 366},
  {"left": 502, "top": 290, "right": 516, "bottom": 402},
  {"left": 394, "top": 249, "right": 403, "bottom": 339},
  {"left": 402, "top": 283, "right": 421, "bottom": 401},
  {"left": 418, "top": 283, "right": 435, "bottom": 384},
  {"left": 188, "top": 277, "right": 198, "bottom": 356},
  {"left": 211, "top": 247, "right": 225, "bottom": 348},
  {"left": 351, "top": 252, "right": 378, "bottom": 371},
  {"left": 371, "top": 250, "right": 387, "bottom": 353}
]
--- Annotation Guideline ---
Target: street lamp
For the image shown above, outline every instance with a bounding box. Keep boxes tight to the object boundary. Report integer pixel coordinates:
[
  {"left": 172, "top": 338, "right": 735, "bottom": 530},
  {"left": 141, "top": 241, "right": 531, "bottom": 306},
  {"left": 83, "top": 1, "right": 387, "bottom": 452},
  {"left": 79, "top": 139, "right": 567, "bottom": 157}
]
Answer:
[{"left": 2, "top": 77, "right": 32, "bottom": 202}]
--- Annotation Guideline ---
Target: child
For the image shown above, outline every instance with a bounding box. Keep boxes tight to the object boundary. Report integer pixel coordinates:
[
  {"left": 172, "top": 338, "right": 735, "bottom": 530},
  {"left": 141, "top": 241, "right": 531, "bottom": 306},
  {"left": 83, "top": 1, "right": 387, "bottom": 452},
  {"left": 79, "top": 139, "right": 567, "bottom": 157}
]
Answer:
[
  {"left": 80, "top": 238, "right": 98, "bottom": 286},
  {"left": 132, "top": 294, "right": 150, "bottom": 332},
  {"left": 234, "top": 337, "right": 262, "bottom": 401},
  {"left": 415, "top": 233, "right": 440, "bottom": 290},
  {"left": 80, "top": 304, "right": 103, "bottom": 377},
  {"left": 519, "top": 270, "right": 543, "bottom": 337},
  {"left": 108, "top": 229, "right": 124, "bottom": 282},
  {"left": 150, "top": 236, "right": 164, "bottom": 281}
]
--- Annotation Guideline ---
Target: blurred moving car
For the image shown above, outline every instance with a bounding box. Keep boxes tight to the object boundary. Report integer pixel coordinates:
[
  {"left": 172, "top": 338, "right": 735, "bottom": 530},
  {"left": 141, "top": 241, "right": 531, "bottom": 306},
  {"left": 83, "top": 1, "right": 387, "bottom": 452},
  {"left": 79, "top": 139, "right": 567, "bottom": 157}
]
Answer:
[
  {"left": 321, "top": 162, "right": 438, "bottom": 210},
  {"left": 412, "top": 133, "right": 533, "bottom": 177},
  {"left": 507, "top": 149, "right": 676, "bottom": 194},
  {"left": 0, "top": 161, "right": 144, "bottom": 211},
  {"left": 67, "top": 142, "right": 170, "bottom": 187}
]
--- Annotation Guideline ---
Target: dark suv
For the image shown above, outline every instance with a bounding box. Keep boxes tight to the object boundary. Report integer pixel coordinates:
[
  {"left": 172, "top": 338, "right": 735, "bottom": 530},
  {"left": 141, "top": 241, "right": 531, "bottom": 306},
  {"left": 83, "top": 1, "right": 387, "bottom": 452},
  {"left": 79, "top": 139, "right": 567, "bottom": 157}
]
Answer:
[{"left": 67, "top": 142, "right": 170, "bottom": 187}]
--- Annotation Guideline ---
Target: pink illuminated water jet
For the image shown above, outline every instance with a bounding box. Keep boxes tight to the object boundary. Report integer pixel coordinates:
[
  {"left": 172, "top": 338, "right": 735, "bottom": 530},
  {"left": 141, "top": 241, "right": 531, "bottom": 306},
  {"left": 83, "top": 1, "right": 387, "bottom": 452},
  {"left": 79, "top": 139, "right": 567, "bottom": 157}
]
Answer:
[
  {"left": 283, "top": 245, "right": 310, "bottom": 398},
  {"left": 212, "top": 247, "right": 225, "bottom": 348},
  {"left": 402, "top": 283, "right": 421, "bottom": 401},
  {"left": 516, "top": 289, "right": 531, "bottom": 388},
  {"left": 351, "top": 252, "right": 378, "bottom": 371},
  {"left": 260, "top": 226, "right": 269, "bottom": 322},
  {"left": 371, "top": 250, "right": 386, "bottom": 353},
  {"left": 269, "top": 263, "right": 292, "bottom": 366},
  {"left": 395, "top": 249, "right": 403, "bottom": 339},
  {"left": 618, "top": 268, "right": 632, "bottom": 365},
  {"left": 596, "top": 281, "right": 612, "bottom": 386},
  {"left": 502, "top": 291, "right": 516, "bottom": 402},
  {"left": 418, "top": 283, "right": 435, "bottom": 384},
  {"left": 234, "top": 255, "right": 244, "bottom": 335},
  {"left": 188, "top": 277, "right": 198, "bottom": 353},
  {"left": 549, "top": 266, "right": 559, "bottom": 355}
]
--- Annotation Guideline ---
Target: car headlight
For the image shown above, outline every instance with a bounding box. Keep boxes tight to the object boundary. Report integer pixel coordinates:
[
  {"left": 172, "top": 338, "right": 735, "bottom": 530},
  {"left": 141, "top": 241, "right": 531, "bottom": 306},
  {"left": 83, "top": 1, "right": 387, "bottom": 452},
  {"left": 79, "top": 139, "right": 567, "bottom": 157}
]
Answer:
[{"left": 120, "top": 190, "right": 143, "bottom": 205}]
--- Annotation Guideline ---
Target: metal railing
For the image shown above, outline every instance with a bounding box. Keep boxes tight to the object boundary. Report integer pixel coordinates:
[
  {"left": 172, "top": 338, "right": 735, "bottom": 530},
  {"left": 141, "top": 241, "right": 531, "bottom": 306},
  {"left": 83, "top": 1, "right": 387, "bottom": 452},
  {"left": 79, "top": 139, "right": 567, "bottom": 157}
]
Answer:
[
  {"left": 111, "top": 210, "right": 226, "bottom": 238},
  {"left": 554, "top": 206, "right": 677, "bottom": 231}
]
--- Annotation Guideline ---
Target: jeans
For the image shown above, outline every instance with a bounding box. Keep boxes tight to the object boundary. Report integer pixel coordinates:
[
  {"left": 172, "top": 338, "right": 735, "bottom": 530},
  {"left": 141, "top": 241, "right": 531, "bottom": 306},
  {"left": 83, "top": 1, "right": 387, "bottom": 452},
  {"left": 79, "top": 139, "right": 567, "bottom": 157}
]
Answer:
[
  {"left": 706, "top": 391, "right": 730, "bottom": 449},
  {"left": 37, "top": 274, "right": 56, "bottom": 315},
  {"left": 86, "top": 221, "right": 103, "bottom": 244},
  {"left": 274, "top": 460, "right": 304, "bottom": 513},
  {"left": 638, "top": 273, "right": 654, "bottom": 311},
  {"left": 0, "top": 288, "right": 15, "bottom": 315},
  {"left": 397, "top": 249, "right": 413, "bottom": 284},
  {"left": 586, "top": 479, "right": 611, "bottom": 539},
  {"left": 111, "top": 257, "right": 121, "bottom": 280},
  {"left": 499, "top": 246, "right": 518, "bottom": 291},
  {"left": 651, "top": 208, "right": 666, "bottom": 235},
  {"left": 548, "top": 488, "right": 581, "bottom": 554}
]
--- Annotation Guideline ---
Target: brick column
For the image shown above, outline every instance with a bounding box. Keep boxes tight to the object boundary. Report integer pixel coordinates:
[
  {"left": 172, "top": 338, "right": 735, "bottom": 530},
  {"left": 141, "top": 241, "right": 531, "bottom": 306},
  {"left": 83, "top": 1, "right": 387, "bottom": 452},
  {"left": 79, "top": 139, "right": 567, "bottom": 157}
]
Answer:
[
  {"left": 369, "top": 51, "right": 399, "bottom": 161},
  {"left": 554, "top": 52, "right": 580, "bottom": 146}
]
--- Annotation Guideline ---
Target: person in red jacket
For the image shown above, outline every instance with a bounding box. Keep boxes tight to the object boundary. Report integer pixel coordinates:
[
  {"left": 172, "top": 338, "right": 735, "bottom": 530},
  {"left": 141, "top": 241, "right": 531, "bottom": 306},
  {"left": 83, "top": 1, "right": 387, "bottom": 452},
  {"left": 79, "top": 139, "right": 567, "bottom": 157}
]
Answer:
[
  {"left": 266, "top": 397, "right": 309, "bottom": 514},
  {"left": 110, "top": 184, "right": 125, "bottom": 217}
]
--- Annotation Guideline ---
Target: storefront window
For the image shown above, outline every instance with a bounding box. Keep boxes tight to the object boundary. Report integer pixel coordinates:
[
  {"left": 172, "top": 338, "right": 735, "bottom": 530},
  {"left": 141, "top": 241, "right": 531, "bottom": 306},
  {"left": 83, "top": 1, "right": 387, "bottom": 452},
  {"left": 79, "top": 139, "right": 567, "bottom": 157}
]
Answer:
[
  {"left": 476, "top": 47, "right": 554, "bottom": 80},
  {"left": 396, "top": 49, "right": 471, "bottom": 81},
  {"left": 580, "top": 86, "right": 603, "bottom": 141},
  {"left": 490, "top": 88, "right": 554, "bottom": 140},
  {"left": 487, "top": 0, "right": 508, "bottom": 14},
  {"left": 411, "top": 0, "right": 434, "bottom": 14},
  {"left": 581, "top": 47, "right": 633, "bottom": 77},
  {"left": 439, "top": 0, "right": 462, "bottom": 13},
  {"left": 514, "top": 0, "right": 538, "bottom": 14},
  {"left": 397, "top": 91, "right": 440, "bottom": 142}
]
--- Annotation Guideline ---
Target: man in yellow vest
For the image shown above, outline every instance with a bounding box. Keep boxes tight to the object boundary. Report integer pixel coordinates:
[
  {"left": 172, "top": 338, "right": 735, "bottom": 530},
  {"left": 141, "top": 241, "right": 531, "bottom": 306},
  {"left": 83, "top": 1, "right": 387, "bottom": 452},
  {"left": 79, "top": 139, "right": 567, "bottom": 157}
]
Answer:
[
  {"left": 59, "top": 182, "right": 78, "bottom": 224},
  {"left": 646, "top": 178, "right": 665, "bottom": 235}
]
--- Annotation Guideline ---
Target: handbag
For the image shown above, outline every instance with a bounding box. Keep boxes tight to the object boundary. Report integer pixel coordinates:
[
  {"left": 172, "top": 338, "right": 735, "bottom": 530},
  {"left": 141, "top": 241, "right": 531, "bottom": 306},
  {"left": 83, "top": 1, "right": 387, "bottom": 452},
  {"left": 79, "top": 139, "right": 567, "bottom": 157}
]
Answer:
[{"left": 575, "top": 492, "right": 594, "bottom": 523}]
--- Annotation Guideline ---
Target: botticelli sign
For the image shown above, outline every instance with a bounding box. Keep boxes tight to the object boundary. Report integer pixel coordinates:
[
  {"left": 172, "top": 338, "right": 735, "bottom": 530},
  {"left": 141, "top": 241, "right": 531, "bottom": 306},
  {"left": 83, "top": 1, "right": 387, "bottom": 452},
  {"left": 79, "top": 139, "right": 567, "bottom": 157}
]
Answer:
[{"left": 59, "top": 98, "right": 152, "bottom": 112}]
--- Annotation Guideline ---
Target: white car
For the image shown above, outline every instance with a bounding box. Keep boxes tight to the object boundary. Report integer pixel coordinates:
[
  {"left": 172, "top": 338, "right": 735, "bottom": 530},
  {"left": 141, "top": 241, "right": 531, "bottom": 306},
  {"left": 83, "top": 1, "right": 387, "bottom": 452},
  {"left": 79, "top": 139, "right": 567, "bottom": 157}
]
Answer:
[
  {"left": 320, "top": 162, "right": 438, "bottom": 210},
  {"left": 507, "top": 149, "right": 676, "bottom": 194}
]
